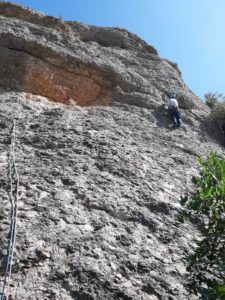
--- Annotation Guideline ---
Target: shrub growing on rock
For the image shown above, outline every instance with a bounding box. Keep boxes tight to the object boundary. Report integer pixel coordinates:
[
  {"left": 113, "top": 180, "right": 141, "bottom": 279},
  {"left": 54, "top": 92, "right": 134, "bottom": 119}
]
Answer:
[
  {"left": 205, "top": 98, "right": 218, "bottom": 109},
  {"left": 177, "top": 91, "right": 195, "bottom": 109},
  {"left": 210, "top": 102, "right": 225, "bottom": 134},
  {"left": 204, "top": 92, "right": 225, "bottom": 109},
  {"left": 180, "top": 152, "right": 225, "bottom": 299}
]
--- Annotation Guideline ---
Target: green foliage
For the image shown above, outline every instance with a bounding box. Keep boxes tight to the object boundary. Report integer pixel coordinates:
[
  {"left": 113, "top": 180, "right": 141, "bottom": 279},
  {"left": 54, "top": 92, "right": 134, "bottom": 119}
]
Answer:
[
  {"left": 204, "top": 92, "right": 225, "bottom": 134},
  {"left": 180, "top": 152, "right": 225, "bottom": 299},
  {"left": 211, "top": 102, "right": 225, "bottom": 129},
  {"left": 177, "top": 91, "right": 195, "bottom": 109},
  {"left": 204, "top": 92, "right": 225, "bottom": 109},
  {"left": 205, "top": 98, "right": 218, "bottom": 109}
]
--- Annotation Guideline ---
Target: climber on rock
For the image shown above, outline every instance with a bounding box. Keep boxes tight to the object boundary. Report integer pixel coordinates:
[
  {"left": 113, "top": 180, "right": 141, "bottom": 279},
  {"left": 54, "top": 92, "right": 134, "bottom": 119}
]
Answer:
[{"left": 165, "top": 93, "right": 181, "bottom": 128}]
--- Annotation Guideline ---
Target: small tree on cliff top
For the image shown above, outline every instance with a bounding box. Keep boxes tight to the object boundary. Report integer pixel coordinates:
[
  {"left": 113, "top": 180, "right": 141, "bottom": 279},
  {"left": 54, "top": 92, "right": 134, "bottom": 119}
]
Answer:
[{"left": 180, "top": 152, "right": 225, "bottom": 299}]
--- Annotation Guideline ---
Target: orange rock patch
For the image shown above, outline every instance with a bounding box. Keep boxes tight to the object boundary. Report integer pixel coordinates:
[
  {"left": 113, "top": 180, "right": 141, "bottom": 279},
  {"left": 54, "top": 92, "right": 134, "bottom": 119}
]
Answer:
[{"left": 24, "top": 57, "right": 112, "bottom": 106}]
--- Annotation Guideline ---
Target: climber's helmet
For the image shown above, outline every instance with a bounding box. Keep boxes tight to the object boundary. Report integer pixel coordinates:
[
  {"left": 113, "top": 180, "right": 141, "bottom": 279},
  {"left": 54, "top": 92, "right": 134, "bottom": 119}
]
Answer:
[{"left": 170, "top": 92, "right": 176, "bottom": 98}]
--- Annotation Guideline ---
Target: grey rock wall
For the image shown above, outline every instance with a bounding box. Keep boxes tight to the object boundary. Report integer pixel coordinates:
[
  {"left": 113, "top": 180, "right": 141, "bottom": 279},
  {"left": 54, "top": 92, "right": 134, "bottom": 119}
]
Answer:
[
  {"left": 0, "top": 2, "right": 224, "bottom": 300},
  {"left": 0, "top": 90, "right": 223, "bottom": 300}
]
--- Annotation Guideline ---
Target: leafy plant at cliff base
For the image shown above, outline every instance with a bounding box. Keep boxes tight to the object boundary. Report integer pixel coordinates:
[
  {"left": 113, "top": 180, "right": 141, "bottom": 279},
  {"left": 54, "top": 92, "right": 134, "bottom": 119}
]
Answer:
[{"left": 180, "top": 152, "right": 225, "bottom": 299}]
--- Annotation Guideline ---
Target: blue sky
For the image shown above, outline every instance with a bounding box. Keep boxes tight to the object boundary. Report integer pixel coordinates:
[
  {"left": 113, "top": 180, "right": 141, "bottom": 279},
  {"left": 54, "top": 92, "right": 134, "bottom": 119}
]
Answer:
[{"left": 5, "top": 0, "right": 225, "bottom": 99}]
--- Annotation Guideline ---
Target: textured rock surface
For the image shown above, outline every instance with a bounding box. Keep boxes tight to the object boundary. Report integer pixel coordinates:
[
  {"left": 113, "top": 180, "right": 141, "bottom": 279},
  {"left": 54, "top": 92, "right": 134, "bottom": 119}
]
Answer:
[
  {"left": 0, "top": 3, "right": 224, "bottom": 300},
  {"left": 0, "top": 2, "right": 203, "bottom": 109},
  {"left": 0, "top": 90, "right": 223, "bottom": 300}
]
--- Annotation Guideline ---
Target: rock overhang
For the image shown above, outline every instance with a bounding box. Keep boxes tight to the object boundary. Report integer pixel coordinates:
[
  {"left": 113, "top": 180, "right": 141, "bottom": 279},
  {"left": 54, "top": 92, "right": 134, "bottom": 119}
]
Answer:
[
  {"left": 0, "top": 44, "right": 113, "bottom": 106},
  {"left": 0, "top": 1, "right": 203, "bottom": 110}
]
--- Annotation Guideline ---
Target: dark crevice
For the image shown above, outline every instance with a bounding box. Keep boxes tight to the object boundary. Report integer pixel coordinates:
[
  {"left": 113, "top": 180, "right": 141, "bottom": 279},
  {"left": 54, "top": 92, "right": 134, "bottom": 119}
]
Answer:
[{"left": 1, "top": 44, "right": 109, "bottom": 86}]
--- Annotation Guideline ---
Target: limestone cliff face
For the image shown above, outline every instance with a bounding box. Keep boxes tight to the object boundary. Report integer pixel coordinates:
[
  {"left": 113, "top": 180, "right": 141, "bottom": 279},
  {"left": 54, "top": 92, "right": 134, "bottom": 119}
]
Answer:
[
  {"left": 0, "top": 2, "right": 203, "bottom": 109},
  {"left": 0, "top": 3, "right": 224, "bottom": 300}
]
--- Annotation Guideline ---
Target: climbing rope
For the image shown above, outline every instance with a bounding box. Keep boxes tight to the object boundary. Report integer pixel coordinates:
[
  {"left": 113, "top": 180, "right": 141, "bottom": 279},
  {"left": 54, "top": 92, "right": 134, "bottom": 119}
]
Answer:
[{"left": 1, "top": 120, "right": 19, "bottom": 300}]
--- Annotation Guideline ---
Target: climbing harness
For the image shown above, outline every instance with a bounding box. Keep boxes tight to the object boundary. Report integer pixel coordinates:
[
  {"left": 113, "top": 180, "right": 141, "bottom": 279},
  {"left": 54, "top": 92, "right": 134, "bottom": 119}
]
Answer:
[{"left": 0, "top": 120, "right": 19, "bottom": 300}]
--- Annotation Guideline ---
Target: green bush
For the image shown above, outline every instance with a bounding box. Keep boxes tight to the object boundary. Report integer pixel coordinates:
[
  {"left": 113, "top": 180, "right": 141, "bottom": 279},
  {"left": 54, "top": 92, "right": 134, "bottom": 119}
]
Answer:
[
  {"left": 205, "top": 98, "right": 218, "bottom": 109},
  {"left": 205, "top": 91, "right": 225, "bottom": 133},
  {"left": 180, "top": 152, "right": 225, "bottom": 299},
  {"left": 204, "top": 92, "right": 225, "bottom": 109},
  {"left": 177, "top": 92, "right": 195, "bottom": 109},
  {"left": 210, "top": 102, "right": 225, "bottom": 133}
]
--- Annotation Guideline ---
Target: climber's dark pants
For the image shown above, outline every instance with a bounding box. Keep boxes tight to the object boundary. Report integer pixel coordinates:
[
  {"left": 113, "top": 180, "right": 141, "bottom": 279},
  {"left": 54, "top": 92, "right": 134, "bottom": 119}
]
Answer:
[{"left": 169, "top": 108, "right": 181, "bottom": 126}]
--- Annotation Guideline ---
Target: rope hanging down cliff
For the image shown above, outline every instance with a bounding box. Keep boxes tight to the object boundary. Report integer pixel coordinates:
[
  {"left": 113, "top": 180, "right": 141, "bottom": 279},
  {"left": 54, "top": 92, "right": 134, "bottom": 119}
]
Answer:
[{"left": 0, "top": 120, "right": 19, "bottom": 300}]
